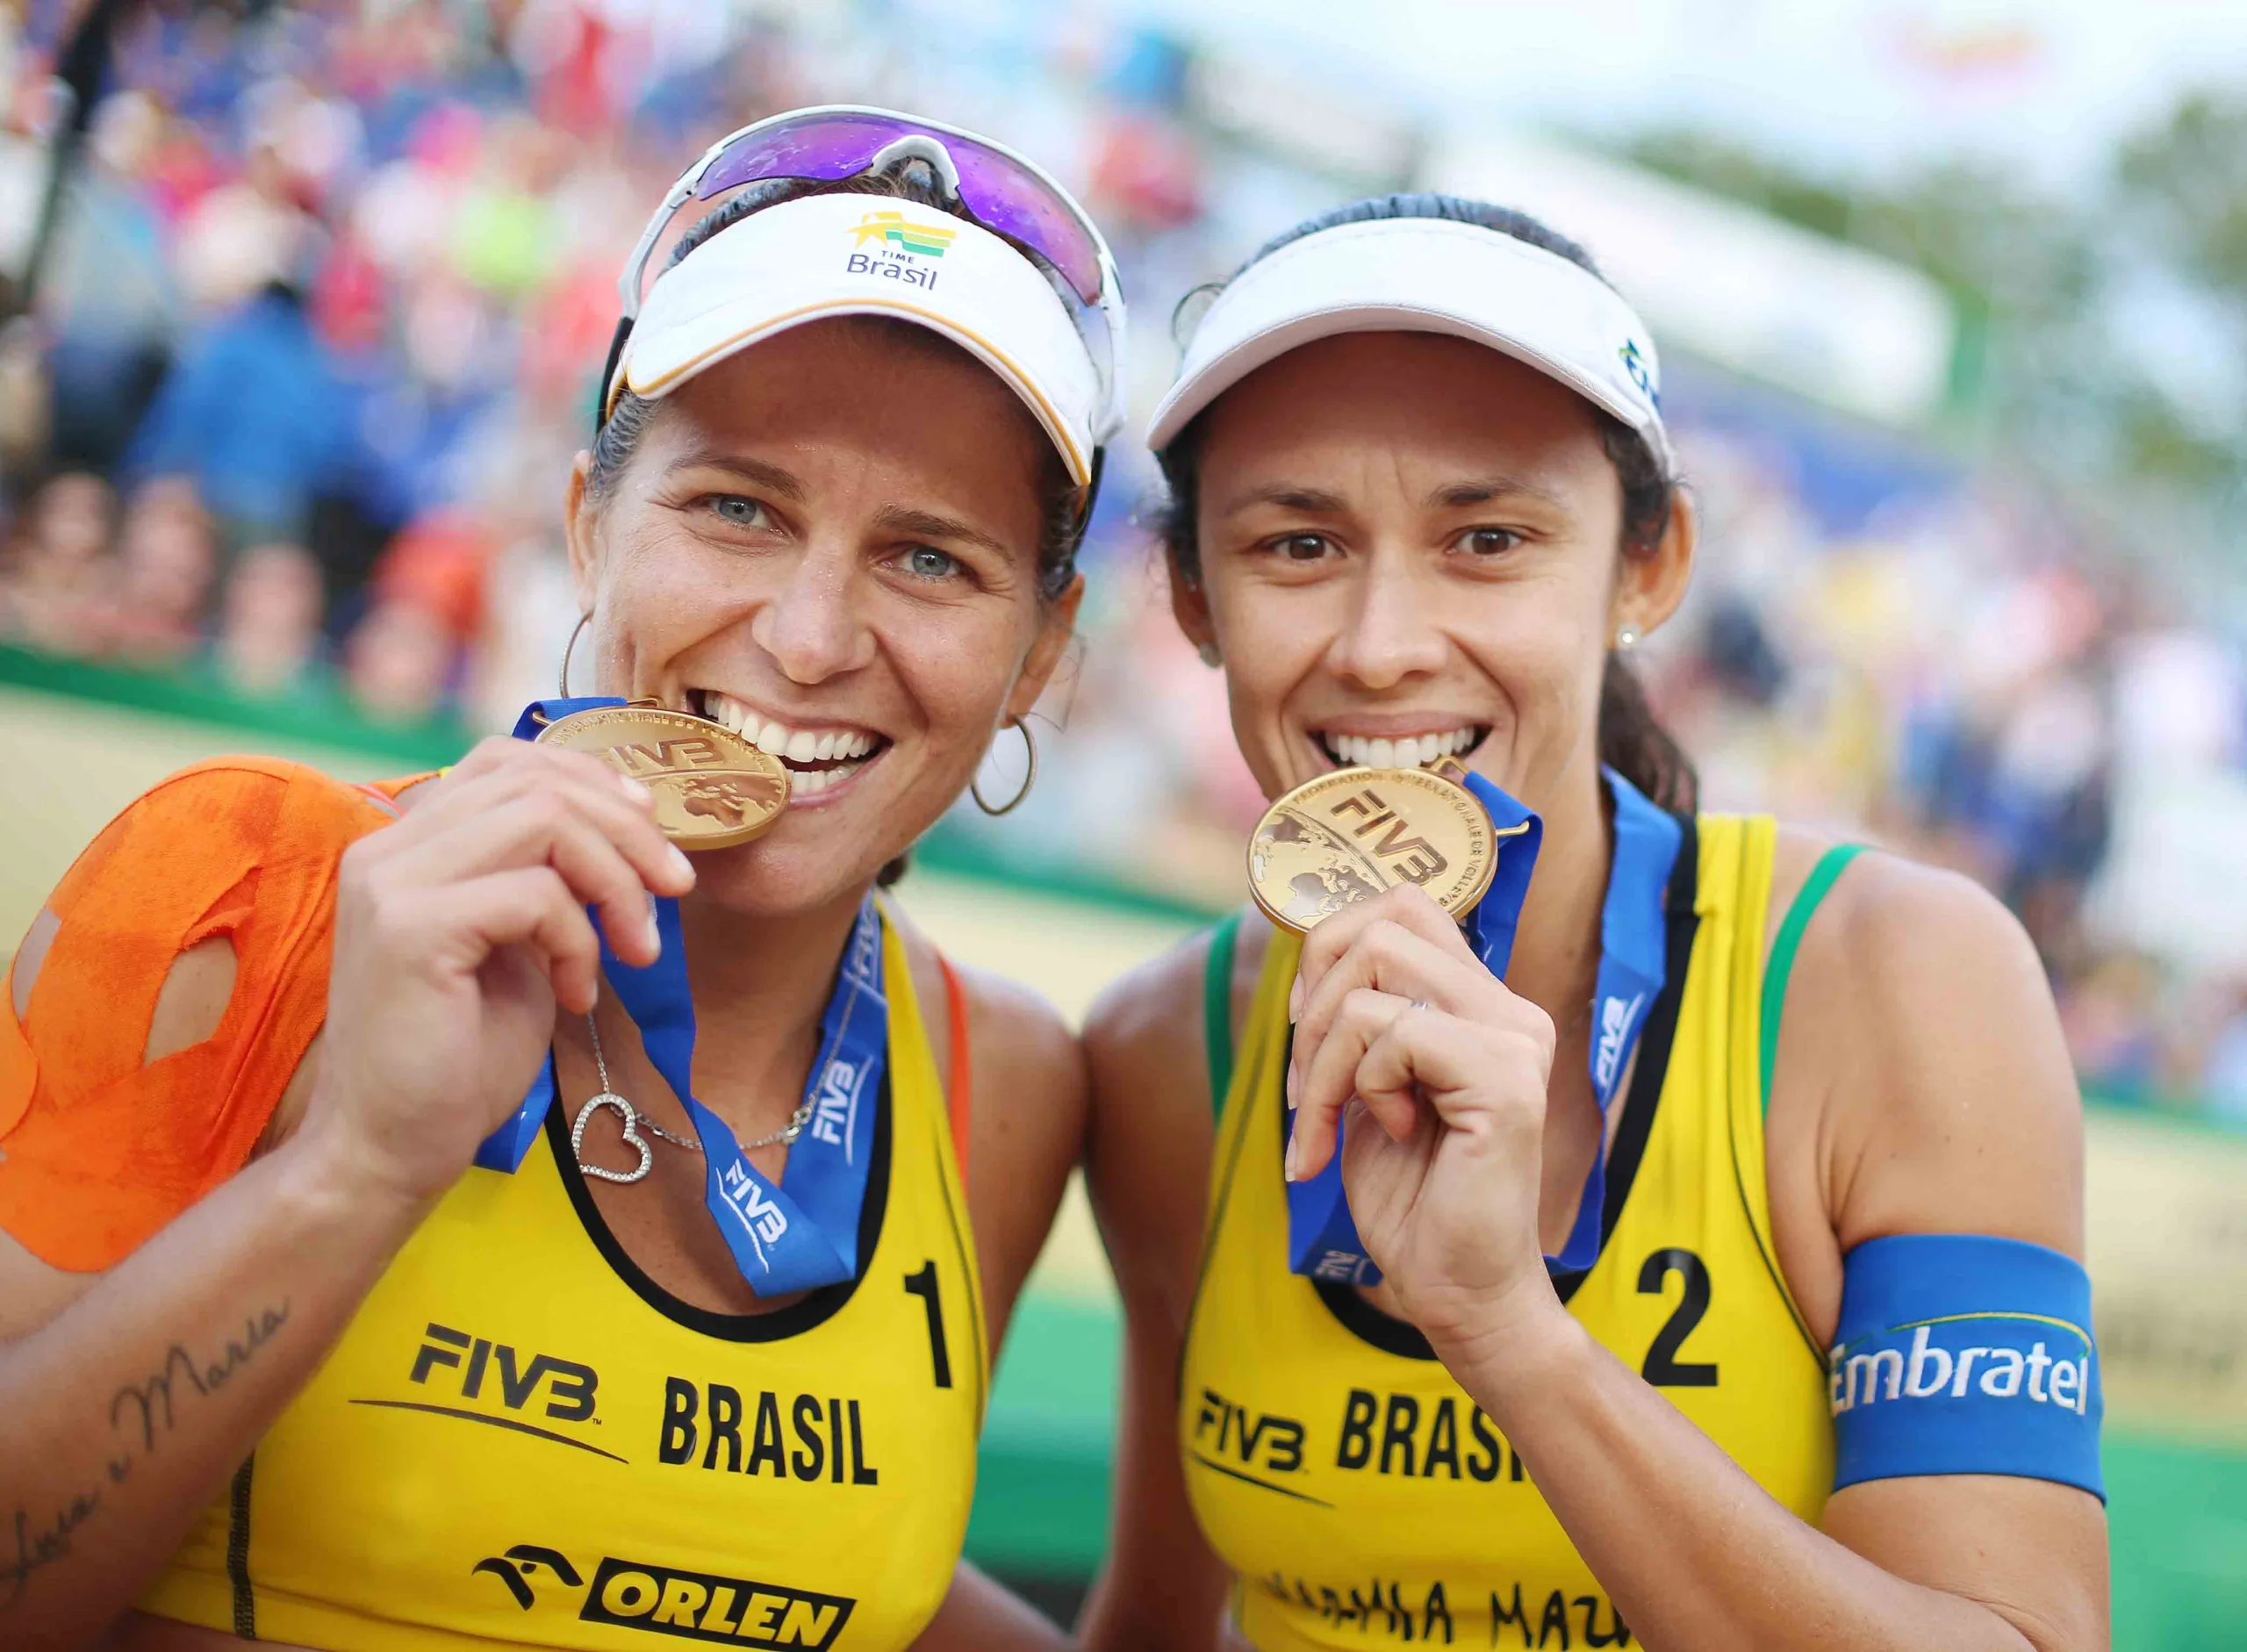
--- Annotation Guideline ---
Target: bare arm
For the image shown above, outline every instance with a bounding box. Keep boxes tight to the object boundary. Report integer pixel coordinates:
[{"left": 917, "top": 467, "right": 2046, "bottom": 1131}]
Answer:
[
  {"left": 903, "top": 948, "right": 1085, "bottom": 1652},
  {"left": 951, "top": 959, "right": 1088, "bottom": 1351},
  {"left": 1289, "top": 866, "right": 2106, "bottom": 1652},
  {"left": 0, "top": 740, "right": 689, "bottom": 1649},
  {"left": 914, "top": 1561, "right": 1077, "bottom": 1651},
  {"left": 1075, "top": 931, "right": 1238, "bottom": 1652},
  {"left": 0, "top": 1129, "right": 432, "bottom": 1646}
]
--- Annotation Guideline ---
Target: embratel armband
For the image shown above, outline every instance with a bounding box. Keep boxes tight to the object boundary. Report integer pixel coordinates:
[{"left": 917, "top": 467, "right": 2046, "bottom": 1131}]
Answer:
[{"left": 1829, "top": 1234, "right": 2103, "bottom": 1500}]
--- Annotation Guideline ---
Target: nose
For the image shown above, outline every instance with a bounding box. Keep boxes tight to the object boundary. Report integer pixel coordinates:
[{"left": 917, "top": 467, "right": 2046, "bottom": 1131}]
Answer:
[
  {"left": 1325, "top": 551, "right": 1447, "bottom": 691},
  {"left": 748, "top": 546, "right": 878, "bottom": 685}
]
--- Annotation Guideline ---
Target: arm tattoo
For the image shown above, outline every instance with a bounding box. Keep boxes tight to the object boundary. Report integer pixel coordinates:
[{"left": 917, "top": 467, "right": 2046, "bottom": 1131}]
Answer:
[{"left": 3, "top": 1300, "right": 291, "bottom": 1609}]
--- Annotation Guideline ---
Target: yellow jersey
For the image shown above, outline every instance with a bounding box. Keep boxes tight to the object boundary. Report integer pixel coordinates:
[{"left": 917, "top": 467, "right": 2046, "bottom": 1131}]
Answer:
[
  {"left": 1180, "top": 815, "right": 1833, "bottom": 1649},
  {"left": 140, "top": 909, "right": 987, "bottom": 1652}
]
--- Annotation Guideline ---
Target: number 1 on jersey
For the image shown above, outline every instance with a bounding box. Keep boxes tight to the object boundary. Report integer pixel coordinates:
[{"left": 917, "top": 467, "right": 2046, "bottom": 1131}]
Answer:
[{"left": 903, "top": 1261, "right": 953, "bottom": 1389}]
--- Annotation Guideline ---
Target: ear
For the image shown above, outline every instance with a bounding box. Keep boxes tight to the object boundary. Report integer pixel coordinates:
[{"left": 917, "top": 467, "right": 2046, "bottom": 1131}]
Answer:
[
  {"left": 1003, "top": 571, "right": 1086, "bottom": 723},
  {"left": 1611, "top": 488, "right": 1697, "bottom": 643},
  {"left": 563, "top": 450, "right": 600, "bottom": 614},
  {"left": 1169, "top": 556, "right": 1217, "bottom": 657}
]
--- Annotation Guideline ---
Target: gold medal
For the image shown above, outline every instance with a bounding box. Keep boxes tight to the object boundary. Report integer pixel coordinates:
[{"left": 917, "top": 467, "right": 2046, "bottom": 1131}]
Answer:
[
  {"left": 1246, "top": 759, "right": 1528, "bottom": 933},
  {"left": 535, "top": 704, "right": 789, "bottom": 851}
]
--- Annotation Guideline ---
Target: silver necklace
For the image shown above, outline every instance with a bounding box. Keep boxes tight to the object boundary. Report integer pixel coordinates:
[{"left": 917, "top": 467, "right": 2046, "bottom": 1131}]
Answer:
[{"left": 570, "top": 1015, "right": 813, "bottom": 1185}]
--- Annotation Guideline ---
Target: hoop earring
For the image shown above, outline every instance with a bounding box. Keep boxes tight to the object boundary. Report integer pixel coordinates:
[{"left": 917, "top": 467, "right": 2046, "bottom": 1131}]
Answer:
[
  {"left": 559, "top": 613, "right": 590, "bottom": 697},
  {"left": 971, "top": 718, "right": 1037, "bottom": 816}
]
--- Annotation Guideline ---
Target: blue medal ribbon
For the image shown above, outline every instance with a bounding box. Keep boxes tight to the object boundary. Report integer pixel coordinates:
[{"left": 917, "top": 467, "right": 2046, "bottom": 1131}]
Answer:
[
  {"left": 473, "top": 699, "right": 887, "bottom": 1296},
  {"left": 1284, "top": 765, "right": 1682, "bottom": 1286}
]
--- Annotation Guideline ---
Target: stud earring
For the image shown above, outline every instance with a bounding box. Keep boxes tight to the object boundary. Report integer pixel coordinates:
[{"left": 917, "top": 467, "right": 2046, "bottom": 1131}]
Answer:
[
  {"left": 1197, "top": 642, "right": 1222, "bottom": 668},
  {"left": 1614, "top": 624, "right": 1641, "bottom": 653}
]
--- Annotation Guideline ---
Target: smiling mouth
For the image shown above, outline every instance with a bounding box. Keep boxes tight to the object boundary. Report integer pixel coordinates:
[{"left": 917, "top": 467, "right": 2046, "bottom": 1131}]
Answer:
[
  {"left": 1312, "top": 725, "right": 1490, "bottom": 771},
  {"left": 690, "top": 690, "right": 891, "bottom": 799}
]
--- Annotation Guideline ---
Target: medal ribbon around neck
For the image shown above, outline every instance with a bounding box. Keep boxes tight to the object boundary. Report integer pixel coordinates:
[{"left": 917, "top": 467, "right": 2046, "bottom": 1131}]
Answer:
[
  {"left": 474, "top": 698, "right": 889, "bottom": 1296},
  {"left": 1284, "top": 765, "right": 1681, "bottom": 1287}
]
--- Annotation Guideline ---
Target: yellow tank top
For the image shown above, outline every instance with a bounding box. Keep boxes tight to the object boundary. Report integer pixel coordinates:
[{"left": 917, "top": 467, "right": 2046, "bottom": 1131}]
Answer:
[
  {"left": 1180, "top": 815, "right": 1832, "bottom": 1649},
  {"left": 140, "top": 909, "right": 987, "bottom": 1652}
]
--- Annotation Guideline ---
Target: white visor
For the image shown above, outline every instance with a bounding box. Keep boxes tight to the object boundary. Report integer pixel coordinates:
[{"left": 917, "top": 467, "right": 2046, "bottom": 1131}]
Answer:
[
  {"left": 1147, "top": 216, "right": 1672, "bottom": 471},
  {"left": 615, "top": 191, "right": 1102, "bottom": 488}
]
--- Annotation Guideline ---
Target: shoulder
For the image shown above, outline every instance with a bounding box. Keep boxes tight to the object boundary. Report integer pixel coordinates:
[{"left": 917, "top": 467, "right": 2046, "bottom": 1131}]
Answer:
[
  {"left": 61, "top": 757, "right": 400, "bottom": 896},
  {"left": 887, "top": 912, "right": 1082, "bottom": 1134},
  {"left": 953, "top": 957, "right": 1084, "bottom": 1115},
  {"left": 1768, "top": 823, "right": 2081, "bottom": 1257},
  {"left": 1083, "top": 917, "right": 1232, "bottom": 1116}
]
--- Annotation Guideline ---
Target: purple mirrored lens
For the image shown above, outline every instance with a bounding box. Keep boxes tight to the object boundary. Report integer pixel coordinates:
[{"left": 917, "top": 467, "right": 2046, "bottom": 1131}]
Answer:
[{"left": 691, "top": 113, "right": 1104, "bottom": 304}]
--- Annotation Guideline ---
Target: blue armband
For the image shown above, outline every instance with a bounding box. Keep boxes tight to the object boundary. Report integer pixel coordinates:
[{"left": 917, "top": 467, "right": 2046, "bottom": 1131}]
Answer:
[{"left": 1829, "top": 1234, "right": 2102, "bottom": 1501}]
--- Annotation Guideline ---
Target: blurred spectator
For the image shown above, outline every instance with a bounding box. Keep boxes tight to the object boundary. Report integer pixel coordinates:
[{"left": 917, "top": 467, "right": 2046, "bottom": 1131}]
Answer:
[
  {"left": 346, "top": 595, "right": 455, "bottom": 724},
  {"left": 123, "top": 283, "right": 359, "bottom": 550},
  {"left": 173, "top": 135, "right": 314, "bottom": 313},
  {"left": 41, "top": 90, "right": 179, "bottom": 475},
  {"left": 371, "top": 506, "right": 492, "bottom": 643},
  {"left": 0, "top": 470, "right": 113, "bottom": 654},
  {"left": 106, "top": 477, "right": 215, "bottom": 666},
  {"left": 215, "top": 540, "right": 326, "bottom": 696}
]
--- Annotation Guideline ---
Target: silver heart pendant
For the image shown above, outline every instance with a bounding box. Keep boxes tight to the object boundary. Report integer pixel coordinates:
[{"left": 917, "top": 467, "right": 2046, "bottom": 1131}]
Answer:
[{"left": 572, "top": 1092, "right": 654, "bottom": 1184}]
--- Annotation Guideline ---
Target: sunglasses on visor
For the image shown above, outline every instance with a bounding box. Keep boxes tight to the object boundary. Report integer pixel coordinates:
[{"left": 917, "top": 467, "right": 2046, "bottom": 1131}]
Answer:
[{"left": 599, "top": 105, "right": 1125, "bottom": 439}]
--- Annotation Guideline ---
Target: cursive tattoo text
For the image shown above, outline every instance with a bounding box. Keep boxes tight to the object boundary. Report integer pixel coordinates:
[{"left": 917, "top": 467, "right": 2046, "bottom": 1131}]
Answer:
[
  {"left": 4, "top": 1494, "right": 99, "bottom": 1605},
  {"left": 109, "top": 1302, "right": 291, "bottom": 1453},
  {"left": 2, "top": 1300, "right": 290, "bottom": 1612}
]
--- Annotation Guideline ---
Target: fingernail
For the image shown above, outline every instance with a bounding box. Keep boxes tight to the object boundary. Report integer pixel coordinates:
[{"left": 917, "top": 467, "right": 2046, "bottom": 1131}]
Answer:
[
  {"left": 1288, "top": 977, "right": 1303, "bottom": 1024},
  {"left": 1285, "top": 1064, "right": 1300, "bottom": 1111},
  {"left": 619, "top": 771, "right": 653, "bottom": 802},
  {"left": 1282, "top": 1133, "right": 1300, "bottom": 1182},
  {"left": 666, "top": 844, "right": 693, "bottom": 881},
  {"left": 643, "top": 902, "right": 662, "bottom": 961}
]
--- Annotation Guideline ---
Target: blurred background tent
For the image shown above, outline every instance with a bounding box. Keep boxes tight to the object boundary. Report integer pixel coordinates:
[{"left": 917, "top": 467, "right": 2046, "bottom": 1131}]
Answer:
[{"left": 1, "top": 0, "right": 2243, "bottom": 1640}]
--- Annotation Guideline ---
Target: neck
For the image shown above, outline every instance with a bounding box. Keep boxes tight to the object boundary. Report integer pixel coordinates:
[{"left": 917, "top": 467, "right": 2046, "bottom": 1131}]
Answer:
[
  {"left": 1504, "top": 757, "right": 1612, "bottom": 1039},
  {"left": 676, "top": 881, "right": 872, "bottom": 1122}
]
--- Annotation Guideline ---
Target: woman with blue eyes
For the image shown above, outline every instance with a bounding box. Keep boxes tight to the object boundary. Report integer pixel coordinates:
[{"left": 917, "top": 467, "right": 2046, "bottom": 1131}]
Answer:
[
  {"left": 1080, "top": 195, "right": 2107, "bottom": 1651},
  {"left": 0, "top": 109, "right": 1122, "bottom": 1651}
]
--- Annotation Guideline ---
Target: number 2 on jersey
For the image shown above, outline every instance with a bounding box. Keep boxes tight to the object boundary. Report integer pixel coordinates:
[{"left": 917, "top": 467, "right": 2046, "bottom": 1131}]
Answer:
[{"left": 1638, "top": 1247, "right": 1719, "bottom": 1387}]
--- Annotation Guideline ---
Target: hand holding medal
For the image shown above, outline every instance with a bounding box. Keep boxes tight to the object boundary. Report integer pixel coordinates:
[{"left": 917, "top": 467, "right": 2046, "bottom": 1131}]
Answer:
[
  {"left": 477, "top": 698, "right": 891, "bottom": 1299},
  {"left": 1254, "top": 758, "right": 1679, "bottom": 1302},
  {"left": 308, "top": 731, "right": 693, "bottom": 1208}
]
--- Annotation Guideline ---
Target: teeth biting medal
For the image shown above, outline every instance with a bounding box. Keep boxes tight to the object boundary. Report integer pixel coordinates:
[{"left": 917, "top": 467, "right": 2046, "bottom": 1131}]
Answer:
[
  {"left": 535, "top": 702, "right": 790, "bottom": 851},
  {"left": 1247, "top": 756, "right": 1531, "bottom": 934}
]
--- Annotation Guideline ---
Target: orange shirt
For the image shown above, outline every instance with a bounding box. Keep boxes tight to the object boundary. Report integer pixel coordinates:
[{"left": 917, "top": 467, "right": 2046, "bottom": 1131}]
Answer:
[
  {"left": 0, "top": 759, "right": 419, "bottom": 1272},
  {"left": 1, "top": 759, "right": 973, "bottom": 1275}
]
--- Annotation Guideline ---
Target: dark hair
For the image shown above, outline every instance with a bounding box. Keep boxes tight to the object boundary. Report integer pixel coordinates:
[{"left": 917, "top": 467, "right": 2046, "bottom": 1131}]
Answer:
[
  {"left": 1156, "top": 191, "right": 1697, "bottom": 815},
  {"left": 586, "top": 157, "right": 1087, "bottom": 603}
]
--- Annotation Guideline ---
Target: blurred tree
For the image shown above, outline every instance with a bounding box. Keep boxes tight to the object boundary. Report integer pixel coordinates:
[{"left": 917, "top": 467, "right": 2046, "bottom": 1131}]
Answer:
[
  {"left": 2117, "top": 92, "right": 2247, "bottom": 301},
  {"left": 1618, "top": 111, "right": 2246, "bottom": 518}
]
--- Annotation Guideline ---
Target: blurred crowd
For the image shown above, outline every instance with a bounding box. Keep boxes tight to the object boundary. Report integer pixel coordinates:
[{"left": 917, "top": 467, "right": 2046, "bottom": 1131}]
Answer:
[{"left": 4, "top": 0, "right": 2246, "bottom": 1122}]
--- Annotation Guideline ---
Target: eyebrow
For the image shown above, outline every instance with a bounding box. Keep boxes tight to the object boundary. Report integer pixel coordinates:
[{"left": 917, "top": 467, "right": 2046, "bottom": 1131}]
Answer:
[
  {"left": 665, "top": 449, "right": 807, "bottom": 500},
  {"left": 1210, "top": 484, "right": 1352, "bottom": 519},
  {"left": 872, "top": 505, "right": 1013, "bottom": 561},
  {"left": 1427, "top": 475, "right": 1571, "bottom": 510}
]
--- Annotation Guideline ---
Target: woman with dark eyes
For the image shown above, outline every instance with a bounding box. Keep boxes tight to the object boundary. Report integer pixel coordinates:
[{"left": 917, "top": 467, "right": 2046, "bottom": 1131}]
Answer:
[
  {"left": 0, "top": 107, "right": 1124, "bottom": 1652},
  {"left": 1081, "top": 194, "right": 2107, "bottom": 1652}
]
